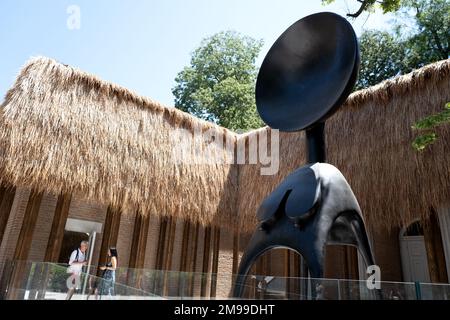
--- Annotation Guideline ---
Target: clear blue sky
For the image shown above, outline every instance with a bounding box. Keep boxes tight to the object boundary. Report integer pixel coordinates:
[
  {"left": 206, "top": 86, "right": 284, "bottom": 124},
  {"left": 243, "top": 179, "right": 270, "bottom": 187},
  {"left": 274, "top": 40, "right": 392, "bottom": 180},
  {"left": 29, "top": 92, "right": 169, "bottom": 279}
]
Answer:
[{"left": 0, "top": 0, "right": 395, "bottom": 107}]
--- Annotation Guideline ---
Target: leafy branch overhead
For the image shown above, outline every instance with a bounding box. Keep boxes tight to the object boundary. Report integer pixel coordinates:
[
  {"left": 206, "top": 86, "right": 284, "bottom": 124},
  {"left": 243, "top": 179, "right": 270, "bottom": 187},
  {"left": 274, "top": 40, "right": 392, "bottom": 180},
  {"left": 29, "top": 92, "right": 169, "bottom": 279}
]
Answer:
[
  {"left": 172, "top": 31, "right": 264, "bottom": 132},
  {"left": 337, "top": 0, "right": 448, "bottom": 151}
]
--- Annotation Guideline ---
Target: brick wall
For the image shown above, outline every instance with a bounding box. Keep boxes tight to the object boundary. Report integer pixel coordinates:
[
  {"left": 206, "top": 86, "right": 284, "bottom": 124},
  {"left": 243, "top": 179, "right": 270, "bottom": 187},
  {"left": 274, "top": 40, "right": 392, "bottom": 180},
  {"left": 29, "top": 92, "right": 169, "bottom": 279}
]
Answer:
[
  {"left": 0, "top": 188, "right": 30, "bottom": 276},
  {"left": 170, "top": 219, "right": 184, "bottom": 271},
  {"left": 268, "top": 249, "right": 285, "bottom": 276},
  {"left": 371, "top": 226, "right": 403, "bottom": 281},
  {"left": 324, "top": 245, "right": 347, "bottom": 279},
  {"left": 166, "top": 219, "right": 184, "bottom": 296},
  {"left": 216, "top": 227, "right": 234, "bottom": 298},
  {"left": 28, "top": 192, "right": 58, "bottom": 262},
  {"left": 192, "top": 226, "right": 205, "bottom": 297},
  {"left": 115, "top": 210, "right": 136, "bottom": 268}
]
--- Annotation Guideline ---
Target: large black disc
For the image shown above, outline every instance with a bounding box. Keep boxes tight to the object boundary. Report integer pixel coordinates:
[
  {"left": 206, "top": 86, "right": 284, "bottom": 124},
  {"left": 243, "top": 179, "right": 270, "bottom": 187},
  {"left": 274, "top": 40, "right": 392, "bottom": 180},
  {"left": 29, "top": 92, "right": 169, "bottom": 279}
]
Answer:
[{"left": 256, "top": 12, "right": 359, "bottom": 132}]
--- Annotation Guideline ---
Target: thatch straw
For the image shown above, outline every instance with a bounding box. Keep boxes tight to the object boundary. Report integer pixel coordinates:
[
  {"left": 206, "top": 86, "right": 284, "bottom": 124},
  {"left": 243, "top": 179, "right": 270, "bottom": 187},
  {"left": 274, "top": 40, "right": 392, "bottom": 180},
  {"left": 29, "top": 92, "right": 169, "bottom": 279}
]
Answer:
[
  {"left": 1, "top": 57, "right": 449, "bottom": 233},
  {"left": 0, "top": 57, "right": 238, "bottom": 229},
  {"left": 238, "top": 59, "right": 450, "bottom": 232},
  {"left": 236, "top": 128, "right": 306, "bottom": 231},
  {"left": 327, "top": 58, "right": 450, "bottom": 230}
]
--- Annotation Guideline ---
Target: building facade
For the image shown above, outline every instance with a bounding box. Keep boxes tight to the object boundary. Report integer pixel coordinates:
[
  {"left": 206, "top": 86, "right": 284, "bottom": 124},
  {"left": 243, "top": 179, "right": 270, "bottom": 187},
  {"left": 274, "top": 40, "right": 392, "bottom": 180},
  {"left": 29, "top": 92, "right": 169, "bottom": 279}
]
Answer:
[{"left": 0, "top": 57, "right": 449, "bottom": 299}]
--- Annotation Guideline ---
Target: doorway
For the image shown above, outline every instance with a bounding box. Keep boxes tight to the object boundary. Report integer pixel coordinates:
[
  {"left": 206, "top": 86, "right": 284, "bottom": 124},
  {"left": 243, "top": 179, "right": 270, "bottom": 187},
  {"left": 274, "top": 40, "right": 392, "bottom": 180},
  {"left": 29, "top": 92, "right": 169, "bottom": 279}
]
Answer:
[
  {"left": 58, "top": 218, "right": 103, "bottom": 267},
  {"left": 399, "top": 221, "right": 431, "bottom": 282}
]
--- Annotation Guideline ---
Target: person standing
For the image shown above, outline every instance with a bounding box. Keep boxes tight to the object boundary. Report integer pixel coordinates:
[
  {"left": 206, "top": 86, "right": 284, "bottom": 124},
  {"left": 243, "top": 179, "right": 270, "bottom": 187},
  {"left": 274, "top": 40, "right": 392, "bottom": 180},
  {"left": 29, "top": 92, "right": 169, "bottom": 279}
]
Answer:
[
  {"left": 65, "top": 240, "right": 88, "bottom": 300},
  {"left": 99, "top": 247, "right": 118, "bottom": 299}
]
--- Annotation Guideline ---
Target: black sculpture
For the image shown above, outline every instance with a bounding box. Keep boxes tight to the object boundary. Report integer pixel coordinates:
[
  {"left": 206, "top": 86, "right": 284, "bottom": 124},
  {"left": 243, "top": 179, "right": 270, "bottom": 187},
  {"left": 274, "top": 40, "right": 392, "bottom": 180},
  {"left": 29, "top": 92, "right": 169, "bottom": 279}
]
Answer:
[{"left": 232, "top": 12, "right": 376, "bottom": 298}]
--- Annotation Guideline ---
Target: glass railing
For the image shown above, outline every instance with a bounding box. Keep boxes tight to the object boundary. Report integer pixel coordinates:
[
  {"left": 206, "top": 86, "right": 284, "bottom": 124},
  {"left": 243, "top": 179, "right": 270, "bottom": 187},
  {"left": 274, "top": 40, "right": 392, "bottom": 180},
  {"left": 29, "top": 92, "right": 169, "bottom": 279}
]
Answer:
[
  {"left": 0, "top": 261, "right": 159, "bottom": 300},
  {"left": 238, "top": 276, "right": 417, "bottom": 300},
  {"left": 87, "top": 267, "right": 449, "bottom": 300},
  {"left": 418, "top": 282, "right": 450, "bottom": 300},
  {"left": 1, "top": 260, "right": 450, "bottom": 300}
]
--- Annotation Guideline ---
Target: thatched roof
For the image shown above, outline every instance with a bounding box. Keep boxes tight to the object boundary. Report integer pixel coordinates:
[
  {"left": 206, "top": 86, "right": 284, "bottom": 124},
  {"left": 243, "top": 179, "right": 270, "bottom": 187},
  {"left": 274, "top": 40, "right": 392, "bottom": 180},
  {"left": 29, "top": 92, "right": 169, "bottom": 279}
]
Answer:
[
  {"left": 238, "top": 59, "right": 450, "bottom": 232},
  {"left": 328, "top": 58, "right": 450, "bottom": 231},
  {"left": 1, "top": 57, "right": 449, "bottom": 233},
  {"left": 0, "top": 57, "right": 238, "bottom": 229}
]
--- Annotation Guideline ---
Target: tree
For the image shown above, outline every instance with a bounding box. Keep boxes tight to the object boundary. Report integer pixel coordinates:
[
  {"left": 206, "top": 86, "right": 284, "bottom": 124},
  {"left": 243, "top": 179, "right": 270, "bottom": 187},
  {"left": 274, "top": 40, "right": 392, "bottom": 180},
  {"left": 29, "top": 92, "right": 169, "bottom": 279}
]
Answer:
[
  {"left": 172, "top": 31, "right": 264, "bottom": 131},
  {"left": 399, "top": 0, "right": 449, "bottom": 70},
  {"left": 329, "top": 0, "right": 449, "bottom": 150}
]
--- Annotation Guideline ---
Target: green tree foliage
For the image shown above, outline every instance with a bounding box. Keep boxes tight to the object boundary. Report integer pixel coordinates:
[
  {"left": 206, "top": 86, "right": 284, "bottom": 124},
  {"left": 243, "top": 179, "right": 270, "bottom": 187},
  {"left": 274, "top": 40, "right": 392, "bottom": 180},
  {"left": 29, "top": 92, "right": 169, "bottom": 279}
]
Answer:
[
  {"left": 356, "top": 31, "right": 404, "bottom": 90},
  {"left": 172, "top": 31, "right": 264, "bottom": 131},
  {"left": 356, "top": 0, "right": 449, "bottom": 89},
  {"left": 407, "top": 1, "right": 449, "bottom": 150}
]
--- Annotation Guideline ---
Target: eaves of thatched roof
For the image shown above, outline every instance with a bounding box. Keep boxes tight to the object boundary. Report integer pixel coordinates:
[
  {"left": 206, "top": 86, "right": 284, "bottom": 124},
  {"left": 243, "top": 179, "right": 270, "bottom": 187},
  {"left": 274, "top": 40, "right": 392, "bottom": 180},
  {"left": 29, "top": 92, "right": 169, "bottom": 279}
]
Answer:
[{"left": 0, "top": 57, "right": 238, "bottom": 230}]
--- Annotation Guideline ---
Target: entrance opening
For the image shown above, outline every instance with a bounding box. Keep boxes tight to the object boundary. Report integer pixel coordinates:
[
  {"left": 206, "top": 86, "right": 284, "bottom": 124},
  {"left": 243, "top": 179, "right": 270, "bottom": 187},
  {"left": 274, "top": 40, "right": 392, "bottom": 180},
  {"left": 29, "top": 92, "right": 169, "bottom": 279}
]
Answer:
[{"left": 58, "top": 218, "right": 103, "bottom": 267}]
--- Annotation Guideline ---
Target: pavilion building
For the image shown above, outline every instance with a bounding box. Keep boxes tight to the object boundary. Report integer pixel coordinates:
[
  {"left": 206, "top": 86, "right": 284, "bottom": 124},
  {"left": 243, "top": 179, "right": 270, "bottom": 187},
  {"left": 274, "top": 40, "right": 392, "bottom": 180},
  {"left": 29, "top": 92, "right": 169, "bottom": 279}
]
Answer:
[{"left": 0, "top": 57, "right": 449, "bottom": 298}]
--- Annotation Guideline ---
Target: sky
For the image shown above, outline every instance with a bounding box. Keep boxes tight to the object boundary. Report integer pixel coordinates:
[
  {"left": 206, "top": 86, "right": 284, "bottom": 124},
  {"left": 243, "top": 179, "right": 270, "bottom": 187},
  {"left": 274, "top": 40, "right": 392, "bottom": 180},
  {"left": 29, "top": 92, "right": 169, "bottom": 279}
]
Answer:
[{"left": 0, "top": 0, "right": 397, "bottom": 107}]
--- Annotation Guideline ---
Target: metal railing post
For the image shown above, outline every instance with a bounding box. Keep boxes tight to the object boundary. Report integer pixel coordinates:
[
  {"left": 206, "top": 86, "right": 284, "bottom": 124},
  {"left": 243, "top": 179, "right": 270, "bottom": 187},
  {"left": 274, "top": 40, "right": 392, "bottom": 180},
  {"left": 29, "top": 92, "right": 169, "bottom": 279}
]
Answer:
[
  {"left": 415, "top": 281, "right": 422, "bottom": 300},
  {"left": 82, "top": 231, "right": 96, "bottom": 298}
]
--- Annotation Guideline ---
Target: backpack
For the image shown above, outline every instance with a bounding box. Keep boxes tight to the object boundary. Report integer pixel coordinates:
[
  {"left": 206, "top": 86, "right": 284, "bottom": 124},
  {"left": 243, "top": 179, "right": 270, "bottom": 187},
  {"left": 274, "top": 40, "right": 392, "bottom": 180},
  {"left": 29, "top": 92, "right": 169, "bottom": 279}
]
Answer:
[
  {"left": 69, "top": 248, "right": 80, "bottom": 262},
  {"left": 66, "top": 249, "right": 83, "bottom": 274}
]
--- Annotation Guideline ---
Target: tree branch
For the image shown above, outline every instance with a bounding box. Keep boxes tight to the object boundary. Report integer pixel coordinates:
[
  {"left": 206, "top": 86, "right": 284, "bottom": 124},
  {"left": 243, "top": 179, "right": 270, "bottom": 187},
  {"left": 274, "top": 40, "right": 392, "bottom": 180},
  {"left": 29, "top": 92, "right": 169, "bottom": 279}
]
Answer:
[{"left": 347, "top": 0, "right": 372, "bottom": 18}]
